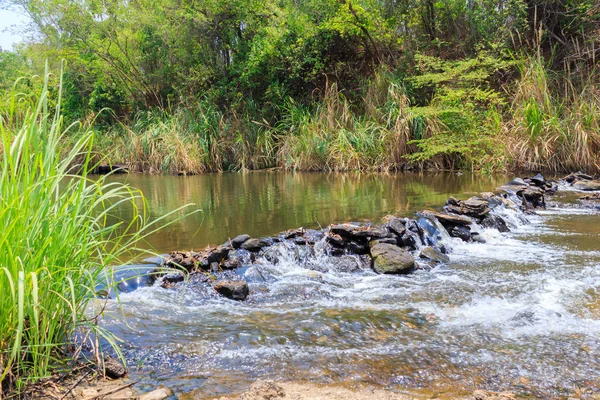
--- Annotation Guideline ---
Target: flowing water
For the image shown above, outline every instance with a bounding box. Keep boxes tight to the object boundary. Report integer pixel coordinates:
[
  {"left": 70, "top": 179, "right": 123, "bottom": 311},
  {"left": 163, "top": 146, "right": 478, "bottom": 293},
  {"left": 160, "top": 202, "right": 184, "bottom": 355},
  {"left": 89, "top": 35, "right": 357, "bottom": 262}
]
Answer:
[{"left": 98, "top": 172, "right": 600, "bottom": 399}]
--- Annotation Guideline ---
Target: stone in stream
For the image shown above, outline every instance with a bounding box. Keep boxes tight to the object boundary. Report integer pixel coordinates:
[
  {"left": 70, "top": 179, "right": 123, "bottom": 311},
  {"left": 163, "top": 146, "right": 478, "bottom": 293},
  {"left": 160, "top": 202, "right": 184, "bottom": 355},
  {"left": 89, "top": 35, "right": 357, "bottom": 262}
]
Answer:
[
  {"left": 214, "top": 280, "right": 249, "bottom": 300},
  {"left": 382, "top": 215, "right": 406, "bottom": 236},
  {"left": 565, "top": 172, "right": 594, "bottom": 183},
  {"left": 165, "top": 251, "right": 199, "bottom": 271},
  {"left": 421, "top": 210, "right": 471, "bottom": 227},
  {"left": 481, "top": 215, "right": 510, "bottom": 233},
  {"left": 529, "top": 173, "right": 545, "bottom": 186},
  {"left": 450, "top": 225, "right": 471, "bottom": 242},
  {"left": 419, "top": 246, "right": 450, "bottom": 264},
  {"left": 572, "top": 180, "right": 600, "bottom": 191},
  {"left": 445, "top": 197, "right": 491, "bottom": 219},
  {"left": 241, "top": 237, "right": 271, "bottom": 252},
  {"left": 370, "top": 243, "right": 415, "bottom": 274},
  {"left": 230, "top": 234, "right": 251, "bottom": 249}
]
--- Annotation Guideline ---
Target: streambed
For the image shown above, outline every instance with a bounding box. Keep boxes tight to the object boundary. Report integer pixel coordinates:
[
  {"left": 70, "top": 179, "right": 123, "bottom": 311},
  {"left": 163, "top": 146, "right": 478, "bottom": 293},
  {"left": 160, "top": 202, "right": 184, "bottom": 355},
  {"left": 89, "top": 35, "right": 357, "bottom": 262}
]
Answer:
[{"left": 98, "top": 172, "right": 600, "bottom": 398}]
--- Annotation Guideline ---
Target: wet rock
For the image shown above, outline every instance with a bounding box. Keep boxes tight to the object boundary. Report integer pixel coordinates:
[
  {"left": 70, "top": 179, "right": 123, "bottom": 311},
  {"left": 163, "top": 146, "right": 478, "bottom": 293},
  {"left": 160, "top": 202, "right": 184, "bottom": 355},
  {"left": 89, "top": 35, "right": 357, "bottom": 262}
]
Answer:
[
  {"left": 160, "top": 273, "right": 185, "bottom": 288},
  {"left": 164, "top": 251, "right": 199, "bottom": 271},
  {"left": 214, "top": 280, "right": 249, "bottom": 301},
  {"left": 230, "top": 234, "right": 251, "bottom": 249},
  {"left": 241, "top": 238, "right": 271, "bottom": 252},
  {"left": 505, "top": 177, "right": 528, "bottom": 186},
  {"left": 369, "top": 237, "right": 399, "bottom": 246},
  {"left": 330, "top": 255, "right": 368, "bottom": 273},
  {"left": 573, "top": 180, "right": 600, "bottom": 191},
  {"left": 370, "top": 243, "right": 415, "bottom": 274},
  {"left": 103, "top": 355, "right": 127, "bottom": 378},
  {"left": 326, "top": 233, "right": 346, "bottom": 248},
  {"left": 521, "top": 186, "right": 546, "bottom": 208},
  {"left": 293, "top": 236, "right": 307, "bottom": 245},
  {"left": 419, "top": 246, "right": 450, "bottom": 263},
  {"left": 206, "top": 245, "right": 231, "bottom": 264},
  {"left": 399, "top": 230, "right": 422, "bottom": 250},
  {"left": 329, "top": 223, "right": 362, "bottom": 239},
  {"left": 472, "top": 390, "right": 516, "bottom": 400},
  {"left": 529, "top": 173, "right": 545, "bottom": 186},
  {"left": 346, "top": 241, "right": 369, "bottom": 254},
  {"left": 138, "top": 387, "right": 174, "bottom": 400},
  {"left": 481, "top": 215, "right": 510, "bottom": 233},
  {"left": 445, "top": 197, "right": 491, "bottom": 219},
  {"left": 421, "top": 210, "right": 471, "bottom": 227},
  {"left": 565, "top": 172, "right": 593, "bottom": 182},
  {"left": 281, "top": 227, "right": 305, "bottom": 239},
  {"left": 382, "top": 215, "right": 406, "bottom": 236},
  {"left": 450, "top": 225, "right": 471, "bottom": 242},
  {"left": 221, "top": 257, "right": 242, "bottom": 270}
]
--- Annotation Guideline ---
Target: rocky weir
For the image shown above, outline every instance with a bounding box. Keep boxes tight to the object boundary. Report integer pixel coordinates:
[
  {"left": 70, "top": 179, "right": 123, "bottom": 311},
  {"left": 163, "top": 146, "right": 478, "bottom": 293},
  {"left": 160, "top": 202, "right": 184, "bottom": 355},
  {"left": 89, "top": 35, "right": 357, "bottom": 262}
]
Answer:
[
  {"left": 94, "top": 172, "right": 600, "bottom": 398},
  {"left": 101, "top": 173, "right": 570, "bottom": 301}
]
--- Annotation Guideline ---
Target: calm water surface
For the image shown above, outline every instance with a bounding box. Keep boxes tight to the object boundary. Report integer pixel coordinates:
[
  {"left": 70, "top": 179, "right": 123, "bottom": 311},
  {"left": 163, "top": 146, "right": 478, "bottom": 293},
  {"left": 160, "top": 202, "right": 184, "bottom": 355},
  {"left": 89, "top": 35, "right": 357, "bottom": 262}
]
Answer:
[
  {"left": 105, "top": 171, "right": 510, "bottom": 253},
  {"left": 97, "top": 172, "right": 600, "bottom": 399}
]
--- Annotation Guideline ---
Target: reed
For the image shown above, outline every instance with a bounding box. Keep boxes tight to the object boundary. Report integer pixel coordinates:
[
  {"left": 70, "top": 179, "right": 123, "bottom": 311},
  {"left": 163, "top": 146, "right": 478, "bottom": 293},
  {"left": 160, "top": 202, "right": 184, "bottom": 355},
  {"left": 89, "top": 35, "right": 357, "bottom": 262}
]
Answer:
[
  {"left": 0, "top": 66, "right": 191, "bottom": 395},
  {"left": 507, "top": 53, "right": 600, "bottom": 172}
]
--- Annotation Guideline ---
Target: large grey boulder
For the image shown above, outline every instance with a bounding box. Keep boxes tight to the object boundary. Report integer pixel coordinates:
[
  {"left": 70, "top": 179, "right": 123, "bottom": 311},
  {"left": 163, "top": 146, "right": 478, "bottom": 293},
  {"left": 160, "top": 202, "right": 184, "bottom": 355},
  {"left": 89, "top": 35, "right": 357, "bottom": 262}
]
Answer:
[{"left": 370, "top": 243, "right": 415, "bottom": 274}]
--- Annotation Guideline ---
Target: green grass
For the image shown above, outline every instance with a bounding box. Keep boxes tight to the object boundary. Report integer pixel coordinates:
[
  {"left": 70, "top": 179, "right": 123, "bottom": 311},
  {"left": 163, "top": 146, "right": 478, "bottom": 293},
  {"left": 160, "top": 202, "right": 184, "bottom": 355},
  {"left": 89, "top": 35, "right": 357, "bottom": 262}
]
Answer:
[{"left": 0, "top": 66, "right": 193, "bottom": 395}]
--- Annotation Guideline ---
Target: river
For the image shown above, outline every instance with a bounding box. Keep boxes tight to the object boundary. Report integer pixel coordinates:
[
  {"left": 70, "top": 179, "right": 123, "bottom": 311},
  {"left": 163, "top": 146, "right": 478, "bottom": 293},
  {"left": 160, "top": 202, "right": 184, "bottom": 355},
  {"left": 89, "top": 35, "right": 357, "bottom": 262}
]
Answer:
[{"left": 98, "top": 172, "right": 600, "bottom": 399}]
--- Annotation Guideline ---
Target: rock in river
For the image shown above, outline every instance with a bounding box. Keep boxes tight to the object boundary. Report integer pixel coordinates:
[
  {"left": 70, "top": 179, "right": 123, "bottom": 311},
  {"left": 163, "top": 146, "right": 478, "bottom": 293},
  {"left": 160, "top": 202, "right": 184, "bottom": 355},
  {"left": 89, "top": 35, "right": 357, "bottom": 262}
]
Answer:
[
  {"left": 573, "top": 180, "right": 600, "bottom": 191},
  {"left": 214, "top": 280, "right": 249, "bottom": 300},
  {"left": 370, "top": 243, "right": 415, "bottom": 274},
  {"left": 241, "top": 237, "right": 271, "bottom": 252},
  {"left": 230, "top": 234, "right": 251, "bottom": 249},
  {"left": 419, "top": 246, "right": 450, "bottom": 263}
]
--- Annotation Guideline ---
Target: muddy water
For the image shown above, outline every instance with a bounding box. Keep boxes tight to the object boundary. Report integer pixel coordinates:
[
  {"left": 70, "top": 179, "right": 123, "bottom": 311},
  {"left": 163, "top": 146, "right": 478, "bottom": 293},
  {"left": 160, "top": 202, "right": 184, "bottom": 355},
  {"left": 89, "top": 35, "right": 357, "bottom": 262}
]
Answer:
[{"left": 99, "top": 173, "right": 600, "bottom": 399}]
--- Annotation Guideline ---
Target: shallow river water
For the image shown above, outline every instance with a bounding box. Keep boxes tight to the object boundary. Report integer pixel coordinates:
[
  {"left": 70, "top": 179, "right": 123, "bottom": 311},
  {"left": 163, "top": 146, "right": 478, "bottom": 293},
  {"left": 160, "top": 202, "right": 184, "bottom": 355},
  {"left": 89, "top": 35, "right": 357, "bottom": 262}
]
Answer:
[{"left": 99, "top": 172, "right": 600, "bottom": 399}]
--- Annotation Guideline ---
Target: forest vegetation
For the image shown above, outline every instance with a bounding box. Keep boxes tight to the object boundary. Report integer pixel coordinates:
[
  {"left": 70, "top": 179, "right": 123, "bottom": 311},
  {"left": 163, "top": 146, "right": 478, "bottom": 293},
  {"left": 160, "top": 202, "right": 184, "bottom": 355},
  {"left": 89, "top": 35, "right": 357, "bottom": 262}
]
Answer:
[{"left": 0, "top": 0, "right": 599, "bottom": 173}]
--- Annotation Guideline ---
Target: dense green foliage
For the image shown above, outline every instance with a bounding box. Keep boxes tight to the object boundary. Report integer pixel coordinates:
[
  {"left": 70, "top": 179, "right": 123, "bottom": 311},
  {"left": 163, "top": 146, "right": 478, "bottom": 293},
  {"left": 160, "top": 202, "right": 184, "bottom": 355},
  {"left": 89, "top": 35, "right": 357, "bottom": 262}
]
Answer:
[
  {"left": 0, "top": 67, "right": 192, "bottom": 394},
  {"left": 1, "top": 0, "right": 599, "bottom": 171}
]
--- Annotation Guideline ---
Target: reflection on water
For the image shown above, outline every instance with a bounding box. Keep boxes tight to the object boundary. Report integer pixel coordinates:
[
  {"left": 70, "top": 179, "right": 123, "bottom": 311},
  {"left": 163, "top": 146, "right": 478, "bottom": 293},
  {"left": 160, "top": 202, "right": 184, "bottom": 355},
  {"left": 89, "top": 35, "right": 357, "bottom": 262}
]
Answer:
[{"left": 105, "top": 171, "right": 509, "bottom": 253}]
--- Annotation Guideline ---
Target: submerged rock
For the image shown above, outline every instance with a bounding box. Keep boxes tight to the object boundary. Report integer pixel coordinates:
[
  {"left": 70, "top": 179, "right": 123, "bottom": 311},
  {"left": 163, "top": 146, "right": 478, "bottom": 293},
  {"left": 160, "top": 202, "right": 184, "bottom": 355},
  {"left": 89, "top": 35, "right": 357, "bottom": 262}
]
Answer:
[
  {"left": 214, "top": 280, "right": 249, "bottom": 300},
  {"left": 419, "top": 246, "right": 450, "bottom": 264},
  {"left": 370, "top": 243, "right": 415, "bottom": 274}
]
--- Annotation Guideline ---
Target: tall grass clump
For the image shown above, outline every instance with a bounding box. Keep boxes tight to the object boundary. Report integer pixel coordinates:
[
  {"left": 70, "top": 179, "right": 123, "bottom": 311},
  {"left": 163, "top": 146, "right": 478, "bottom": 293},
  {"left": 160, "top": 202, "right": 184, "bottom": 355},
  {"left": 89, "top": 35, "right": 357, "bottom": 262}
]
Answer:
[
  {"left": 0, "top": 67, "right": 190, "bottom": 395},
  {"left": 507, "top": 51, "right": 600, "bottom": 172}
]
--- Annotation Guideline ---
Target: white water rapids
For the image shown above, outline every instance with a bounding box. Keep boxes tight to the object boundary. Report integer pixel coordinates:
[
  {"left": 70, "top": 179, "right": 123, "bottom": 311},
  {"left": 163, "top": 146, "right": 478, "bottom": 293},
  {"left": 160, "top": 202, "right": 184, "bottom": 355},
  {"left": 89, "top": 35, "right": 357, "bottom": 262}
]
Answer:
[{"left": 99, "top": 190, "right": 600, "bottom": 398}]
